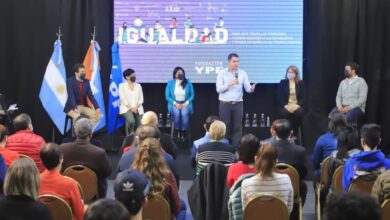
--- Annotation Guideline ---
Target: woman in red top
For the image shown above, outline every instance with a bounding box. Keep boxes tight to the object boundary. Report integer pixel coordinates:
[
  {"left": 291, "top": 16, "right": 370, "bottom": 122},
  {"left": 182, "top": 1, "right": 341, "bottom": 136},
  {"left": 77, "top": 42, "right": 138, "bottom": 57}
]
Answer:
[
  {"left": 132, "top": 138, "right": 186, "bottom": 220},
  {"left": 227, "top": 134, "right": 260, "bottom": 188},
  {"left": 0, "top": 125, "right": 19, "bottom": 167}
]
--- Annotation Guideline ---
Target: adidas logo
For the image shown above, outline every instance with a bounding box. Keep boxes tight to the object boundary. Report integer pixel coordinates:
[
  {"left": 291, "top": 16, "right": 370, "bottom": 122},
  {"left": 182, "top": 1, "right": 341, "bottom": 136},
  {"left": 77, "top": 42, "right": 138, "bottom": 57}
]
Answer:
[{"left": 122, "top": 181, "right": 134, "bottom": 192}]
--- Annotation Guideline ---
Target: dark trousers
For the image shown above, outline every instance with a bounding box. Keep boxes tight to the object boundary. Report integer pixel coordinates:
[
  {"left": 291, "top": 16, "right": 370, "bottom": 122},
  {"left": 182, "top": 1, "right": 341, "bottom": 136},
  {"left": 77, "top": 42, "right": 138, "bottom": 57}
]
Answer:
[
  {"left": 219, "top": 101, "right": 243, "bottom": 148},
  {"left": 329, "top": 107, "right": 364, "bottom": 124},
  {"left": 279, "top": 107, "right": 304, "bottom": 135}
]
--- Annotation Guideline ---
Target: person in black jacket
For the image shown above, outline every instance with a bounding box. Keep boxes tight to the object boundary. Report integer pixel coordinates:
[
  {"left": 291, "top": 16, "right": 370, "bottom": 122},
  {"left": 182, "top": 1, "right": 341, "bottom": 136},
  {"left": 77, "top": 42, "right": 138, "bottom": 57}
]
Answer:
[
  {"left": 271, "top": 119, "right": 307, "bottom": 205},
  {"left": 277, "top": 65, "right": 306, "bottom": 135}
]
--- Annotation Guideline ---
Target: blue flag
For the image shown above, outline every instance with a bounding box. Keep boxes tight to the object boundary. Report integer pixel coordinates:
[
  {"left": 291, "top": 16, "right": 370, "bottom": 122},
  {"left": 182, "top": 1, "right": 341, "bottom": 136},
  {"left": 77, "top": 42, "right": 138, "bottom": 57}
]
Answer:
[
  {"left": 39, "top": 40, "right": 68, "bottom": 134},
  {"left": 107, "top": 42, "right": 124, "bottom": 134}
]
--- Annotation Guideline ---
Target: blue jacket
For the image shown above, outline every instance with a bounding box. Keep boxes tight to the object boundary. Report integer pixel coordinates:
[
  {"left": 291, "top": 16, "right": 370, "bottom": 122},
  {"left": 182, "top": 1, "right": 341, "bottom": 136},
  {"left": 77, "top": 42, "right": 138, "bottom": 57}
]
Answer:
[
  {"left": 342, "top": 150, "right": 390, "bottom": 191},
  {"left": 312, "top": 132, "right": 338, "bottom": 170},
  {"left": 165, "top": 79, "right": 195, "bottom": 114},
  {"left": 64, "top": 76, "right": 99, "bottom": 113}
]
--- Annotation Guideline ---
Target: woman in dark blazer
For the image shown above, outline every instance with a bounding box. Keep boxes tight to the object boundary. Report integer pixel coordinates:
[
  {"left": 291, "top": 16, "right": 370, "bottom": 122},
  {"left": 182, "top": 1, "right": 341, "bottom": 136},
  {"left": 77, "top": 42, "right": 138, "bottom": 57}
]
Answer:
[{"left": 277, "top": 65, "right": 306, "bottom": 134}]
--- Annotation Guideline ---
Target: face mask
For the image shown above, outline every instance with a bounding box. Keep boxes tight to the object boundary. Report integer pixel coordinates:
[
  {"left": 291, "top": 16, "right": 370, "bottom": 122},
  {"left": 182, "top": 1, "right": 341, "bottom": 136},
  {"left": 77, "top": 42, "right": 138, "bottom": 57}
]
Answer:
[
  {"left": 344, "top": 70, "right": 351, "bottom": 78},
  {"left": 287, "top": 73, "right": 296, "bottom": 80},
  {"left": 79, "top": 72, "right": 86, "bottom": 80},
  {"left": 130, "top": 76, "right": 136, "bottom": 82},
  {"left": 177, "top": 74, "right": 184, "bottom": 80}
]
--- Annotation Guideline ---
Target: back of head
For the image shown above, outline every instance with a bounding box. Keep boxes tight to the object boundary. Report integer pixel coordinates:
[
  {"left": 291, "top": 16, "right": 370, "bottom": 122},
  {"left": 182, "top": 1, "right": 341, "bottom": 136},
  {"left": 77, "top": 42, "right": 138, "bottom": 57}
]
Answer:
[
  {"left": 114, "top": 169, "right": 151, "bottom": 215},
  {"left": 274, "top": 119, "right": 291, "bottom": 140},
  {"left": 239, "top": 134, "right": 260, "bottom": 164},
  {"left": 335, "top": 126, "right": 356, "bottom": 159},
  {"left": 84, "top": 198, "right": 130, "bottom": 220},
  {"left": 13, "top": 113, "right": 32, "bottom": 131},
  {"left": 132, "top": 125, "right": 160, "bottom": 147},
  {"left": 40, "top": 143, "right": 63, "bottom": 170},
  {"left": 131, "top": 138, "right": 168, "bottom": 196},
  {"left": 204, "top": 115, "right": 219, "bottom": 131},
  {"left": 255, "top": 144, "right": 278, "bottom": 177},
  {"left": 140, "top": 111, "right": 158, "bottom": 127},
  {"left": 0, "top": 124, "right": 9, "bottom": 143},
  {"left": 360, "top": 124, "right": 381, "bottom": 150},
  {"left": 323, "top": 192, "right": 380, "bottom": 220},
  {"left": 4, "top": 158, "right": 40, "bottom": 199},
  {"left": 74, "top": 118, "right": 93, "bottom": 140},
  {"left": 209, "top": 120, "right": 226, "bottom": 140},
  {"left": 328, "top": 112, "right": 347, "bottom": 134}
]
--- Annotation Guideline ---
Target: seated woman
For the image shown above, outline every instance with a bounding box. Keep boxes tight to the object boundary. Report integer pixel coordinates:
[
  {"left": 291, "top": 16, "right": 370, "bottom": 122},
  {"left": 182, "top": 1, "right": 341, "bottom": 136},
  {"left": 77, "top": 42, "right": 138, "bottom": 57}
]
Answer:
[
  {"left": 119, "top": 68, "right": 144, "bottom": 135},
  {"left": 227, "top": 134, "right": 259, "bottom": 188},
  {"left": 241, "top": 143, "right": 294, "bottom": 214},
  {"left": 131, "top": 138, "right": 186, "bottom": 220},
  {"left": 165, "top": 67, "right": 194, "bottom": 142},
  {"left": 277, "top": 65, "right": 306, "bottom": 136},
  {"left": 196, "top": 120, "right": 237, "bottom": 175},
  {"left": 328, "top": 126, "right": 360, "bottom": 187},
  {"left": 0, "top": 158, "right": 52, "bottom": 220}
]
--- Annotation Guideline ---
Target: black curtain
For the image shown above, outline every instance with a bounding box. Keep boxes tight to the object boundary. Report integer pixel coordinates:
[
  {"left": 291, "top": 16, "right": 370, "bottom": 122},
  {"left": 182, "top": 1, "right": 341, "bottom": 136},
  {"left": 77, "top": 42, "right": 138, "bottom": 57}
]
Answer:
[
  {"left": 1, "top": 0, "right": 390, "bottom": 153},
  {"left": 304, "top": 0, "right": 390, "bottom": 153}
]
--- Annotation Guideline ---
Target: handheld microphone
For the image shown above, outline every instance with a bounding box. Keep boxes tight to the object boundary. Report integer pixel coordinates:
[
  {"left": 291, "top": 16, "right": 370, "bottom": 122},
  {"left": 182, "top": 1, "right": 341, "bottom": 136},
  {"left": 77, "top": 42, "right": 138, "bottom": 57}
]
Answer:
[{"left": 235, "top": 72, "right": 238, "bottom": 79}]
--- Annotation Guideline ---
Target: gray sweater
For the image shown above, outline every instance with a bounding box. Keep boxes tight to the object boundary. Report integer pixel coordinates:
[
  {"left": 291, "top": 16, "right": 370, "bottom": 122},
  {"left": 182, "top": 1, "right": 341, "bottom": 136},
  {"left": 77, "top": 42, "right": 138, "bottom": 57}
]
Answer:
[{"left": 336, "top": 76, "right": 368, "bottom": 112}]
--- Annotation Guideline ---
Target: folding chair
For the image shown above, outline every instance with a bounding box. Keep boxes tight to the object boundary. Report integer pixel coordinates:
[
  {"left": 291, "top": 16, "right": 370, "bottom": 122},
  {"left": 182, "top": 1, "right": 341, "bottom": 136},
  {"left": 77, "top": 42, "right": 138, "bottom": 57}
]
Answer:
[
  {"left": 243, "top": 194, "right": 289, "bottom": 220},
  {"left": 63, "top": 165, "right": 98, "bottom": 203},
  {"left": 39, "top": 194, "right": 72, "bottom": 220}
]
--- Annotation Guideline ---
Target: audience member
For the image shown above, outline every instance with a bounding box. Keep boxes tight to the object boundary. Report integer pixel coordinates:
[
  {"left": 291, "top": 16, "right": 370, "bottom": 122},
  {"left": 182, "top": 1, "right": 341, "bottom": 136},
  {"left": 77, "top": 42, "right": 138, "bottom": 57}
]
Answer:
[
  {"left": 371, "top": 169, "right": 390, "bottom": 205},
  {"left": 6, "top": 113, "right": 46, "bottom": 172},
  {"left": 328, "top": 126, "right": 360, "bottom": 184},
  {"left": 227, "top": 134, "right": 259, "bottom": 188},
  {"left": 84, "top": 198, "right": 130, "bottom": 220},
  {"left": 322, "top": 192, "right": 381, "bottom": 220},
  {"left": 342, "top": 124, "right": 390, "bottom": 191},
  {"left": 260, "top": 120, "right": 294, "bottom": 145},
  {"left": 117, "top": 125, "right": 179, "bottom": 185},
  {"left": 241, "top": 144, "right": 294, "bottom": 213},
  {"left": 114, "top": 169, "right": 151, "bottom": 219},
  {"left": 272, "top": 119, "right": 308, "bottom": 204},
  {"left": 0, "top": 158, "right": 52, "bottom": 220},
  {"left": 39, "top": 143, "right": 83, "bottom": 220},
  {"left": 191, "top": 115, "right": 228, "bottom": 167},
  {"left": 60, "top": 118, "right": 112, "bottom": 198},
  {"left": 196, "top": 120, "right": 237, "bottom": 175},
  {"left": 0, "top": 125, "right": 19, "bottom": 166},
  {"left": 131, "top": 138, "right": 186, "bottom": 220},
  {"left": 312, "top": 112, "right": 347, "bottom": 181},
  {"left": 121, "top": 111, "right": 178, "bottom": 159}
]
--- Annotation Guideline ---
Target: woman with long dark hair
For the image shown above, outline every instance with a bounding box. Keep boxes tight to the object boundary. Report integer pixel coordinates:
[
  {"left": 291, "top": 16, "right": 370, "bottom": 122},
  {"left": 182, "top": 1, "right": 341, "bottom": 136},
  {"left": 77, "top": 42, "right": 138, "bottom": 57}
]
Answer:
[{"left": 165, "top": 67, "right": 195, "bottom": 141}]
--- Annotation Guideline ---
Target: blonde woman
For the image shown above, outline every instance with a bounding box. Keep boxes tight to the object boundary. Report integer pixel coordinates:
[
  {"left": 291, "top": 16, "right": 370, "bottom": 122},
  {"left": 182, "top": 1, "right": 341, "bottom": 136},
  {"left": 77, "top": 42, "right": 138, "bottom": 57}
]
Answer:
[
  {"left": 132, "top": 138, "right": 186, "bottom": 220},
  {"left": 241, "top": 144, "right": 294, "bottom": 214},
  {"left": 277, "top": 65, "right": 306, "bottom": 134},
  {"left": 119, "top": 68, "right": 144, "bottom": 134},
  {"left": 0, "top": 158, "right": 52, "bottom": 220}
]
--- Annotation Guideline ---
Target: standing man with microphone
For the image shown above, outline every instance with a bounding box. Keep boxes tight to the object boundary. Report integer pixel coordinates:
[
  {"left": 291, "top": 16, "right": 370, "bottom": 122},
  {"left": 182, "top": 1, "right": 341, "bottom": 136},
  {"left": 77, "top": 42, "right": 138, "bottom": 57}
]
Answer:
[{"left": 216, "top": 53, "right": 256, "bottom": 148}]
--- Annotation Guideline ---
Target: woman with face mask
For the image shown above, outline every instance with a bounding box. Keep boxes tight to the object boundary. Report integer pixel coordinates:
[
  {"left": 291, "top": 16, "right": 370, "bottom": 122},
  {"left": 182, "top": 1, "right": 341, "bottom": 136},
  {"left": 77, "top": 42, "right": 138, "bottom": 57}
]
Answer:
[
  {"left": 165, "top": 67, "right": 195, "bottom": 142},
  {"left": 276, "top": 65, "right": 306, "bottom": 137},
  {"left": 119, "top": 68, "right": 144, "bottom": 135}
]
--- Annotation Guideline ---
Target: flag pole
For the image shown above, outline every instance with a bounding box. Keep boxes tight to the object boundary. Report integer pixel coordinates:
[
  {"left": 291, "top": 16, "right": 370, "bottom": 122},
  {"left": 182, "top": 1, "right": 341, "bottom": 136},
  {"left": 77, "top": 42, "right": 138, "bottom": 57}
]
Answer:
[
  {"left": 56, "top": 26, "right": 62, "bottom": 40},
  {"left": 92, "top": 26, "right": 96, "bottom": 41}
]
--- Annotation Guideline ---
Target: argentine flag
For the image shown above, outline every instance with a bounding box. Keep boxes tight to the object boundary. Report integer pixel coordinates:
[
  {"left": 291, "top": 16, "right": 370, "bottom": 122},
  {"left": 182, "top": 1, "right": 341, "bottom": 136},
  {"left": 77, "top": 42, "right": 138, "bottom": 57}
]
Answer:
[
  {"left": 107, "top": 42, "right": 124, "bottom": 134},
  {"left": 83, "top": 40, "right": 106, "bottom": 131},
  {"left": 39, "top": 40, "right": 68, "bottom": 134}
]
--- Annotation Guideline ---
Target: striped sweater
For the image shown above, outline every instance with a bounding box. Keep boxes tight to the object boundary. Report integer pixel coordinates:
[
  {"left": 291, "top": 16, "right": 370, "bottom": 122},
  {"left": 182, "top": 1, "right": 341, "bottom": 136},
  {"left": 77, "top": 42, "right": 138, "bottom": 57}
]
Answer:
[
  {"left": 241, "top": 173, "right": 294, "bottom": 213},
  {"left": 196, "top": 141, "right": 237, "bottom": 175}
]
